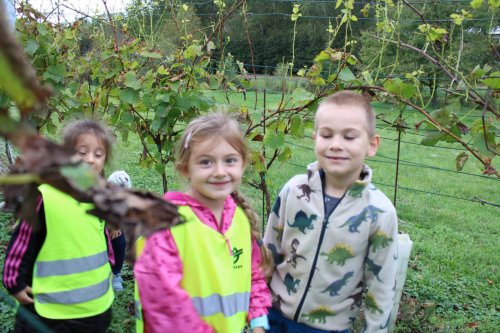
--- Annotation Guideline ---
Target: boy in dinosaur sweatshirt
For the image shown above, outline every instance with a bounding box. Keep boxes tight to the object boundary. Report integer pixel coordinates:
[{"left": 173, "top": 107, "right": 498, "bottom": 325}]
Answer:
[{"left": 264, "top": 91, "right": 398, "bottom": 333}]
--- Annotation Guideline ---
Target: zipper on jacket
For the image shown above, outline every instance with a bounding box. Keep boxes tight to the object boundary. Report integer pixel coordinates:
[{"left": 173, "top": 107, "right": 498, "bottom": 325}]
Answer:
[
  {"left": 293, "top": 216, "right": 330, "bottom": 321},
  {"left": 293, "top": 190, "right": 346, "bottom": 322}
]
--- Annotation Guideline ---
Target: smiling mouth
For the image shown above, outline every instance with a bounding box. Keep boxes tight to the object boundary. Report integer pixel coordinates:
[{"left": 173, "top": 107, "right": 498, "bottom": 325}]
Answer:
[
  {"left": 327, "top": 156, "right": 348, "bottom": 161},
  {"left": 210, "top": 181, "right": 231, "bottom": 186}
]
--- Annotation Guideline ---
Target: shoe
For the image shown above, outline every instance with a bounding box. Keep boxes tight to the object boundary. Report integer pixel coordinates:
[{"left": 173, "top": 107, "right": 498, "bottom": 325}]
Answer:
[{"left": 112, "top": 274, "right": 124, "bottom": 292}]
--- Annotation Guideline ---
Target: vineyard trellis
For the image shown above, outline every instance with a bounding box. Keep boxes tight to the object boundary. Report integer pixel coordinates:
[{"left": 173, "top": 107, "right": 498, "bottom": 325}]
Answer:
[{"left": 0, "top": 0, "right": 499, "bottom": 332}]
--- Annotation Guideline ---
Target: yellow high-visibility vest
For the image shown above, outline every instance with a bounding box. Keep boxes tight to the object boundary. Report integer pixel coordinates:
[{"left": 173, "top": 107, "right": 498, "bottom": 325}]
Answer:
[
  {"left": 32, "top": 185, "right": 113, "bottom": 319},
  {"left": 135, "top": 205, "right": 252, "bottom": 333}
]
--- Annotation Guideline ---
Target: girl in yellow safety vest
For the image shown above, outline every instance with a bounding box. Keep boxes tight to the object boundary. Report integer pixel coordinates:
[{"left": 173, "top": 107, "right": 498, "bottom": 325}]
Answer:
[
  {"left": 2, "top": 120, "right": 115, "bottom": 333},
  {"left": 134, "top": 113, "right": 273, "bottom": 333}
]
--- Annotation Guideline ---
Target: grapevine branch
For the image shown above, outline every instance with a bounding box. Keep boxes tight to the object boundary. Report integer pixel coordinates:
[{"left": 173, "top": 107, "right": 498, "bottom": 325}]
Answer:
[
  {"left": 348, "top": 85, "right": 499, "bottom": 177},
  {"left": 371, "top": 35, "right": 498, "bottom": 117},
  {"left": 0, "top": 5, "right": 181, "bottom": 261}
]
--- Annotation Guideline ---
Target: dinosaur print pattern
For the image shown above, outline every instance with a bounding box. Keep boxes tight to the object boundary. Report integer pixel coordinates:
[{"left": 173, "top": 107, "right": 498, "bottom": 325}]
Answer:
[
  {"left": 273, "top": 225, "right": 284, "bottom": 243},
  {"left": 287, "top": 210, "right": 317, "bottom": 234},
  {"left": 320, "top": 243, "right": 355, "bottom": 266},
  {"left": 296, "top": 183, "right": 317, "bottom": 202},
  {"left": 339, "top": 208, "right": 370, "bottom": 233},
  {"left": 365, "top": 292, "right": 384, "bottom": 314},
  {"left": 267, "top": 243, "right": 284, "bottom": 265},
  {"left": 284, "top": 273, "right": 300, "bottom": 295},
  {"left": 380, "top": 313, "right": 391, "bottom": 329},
  {"left": 339, "top": 205, "right": 384, "bottom": 233},
  {"left": 263, "top": 162, "right": 398, "bottom": 330},
  {"left": 301, "top": 306, "right": 336, "bottom": 324},
  {"left": 286, "top": 238, "right": 306, "bottom": 268},
  {"left": 272, "top": 195, "right": 281, "bottom": 218},
  {"left": 347, "top": 281, "right": 364, "bottom": 310},
  {"left": 272, "top": 294, "right": 283, "bottom": 311},
  {"left": 366, "top": 205, "right": 385, "bottom": 223},
  {"left": 366, "top": 258, "right": 383, "bottom": 282},
  {"left": 321, "top": 271, "right": 354, "bottom": 297},
  {"left": 370, "top": 230, "right": 393, "bottom": 252},
  {"left": 347, "top": 182, "right": 365, "bottom": 198}
]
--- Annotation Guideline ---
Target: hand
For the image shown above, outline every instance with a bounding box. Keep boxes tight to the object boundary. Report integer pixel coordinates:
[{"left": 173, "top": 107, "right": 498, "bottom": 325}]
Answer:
[
  {"left": 108, "top": 171, "right": 132, "bottom": 189},
  {"left": 14, "top": 286, "right": 34, "bottom": 305},
  {"left": 109, "top": 228, "right": 122, "bottom": 240},
  {"left": 252, "top": 328, "right": 266, "bottom": 333}
]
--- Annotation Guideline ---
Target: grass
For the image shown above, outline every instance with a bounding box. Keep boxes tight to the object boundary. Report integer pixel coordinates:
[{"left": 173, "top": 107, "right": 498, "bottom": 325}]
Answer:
[{"left": 0, "top": 89, "right": 499, "bottom": 332}]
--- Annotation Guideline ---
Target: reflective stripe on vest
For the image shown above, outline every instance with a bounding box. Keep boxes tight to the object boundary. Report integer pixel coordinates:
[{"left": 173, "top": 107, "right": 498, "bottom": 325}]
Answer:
[
  {"left": 37, "top": 276, "right": 110, "bottom": 304},
  {"left": 36, "top": 251, "right": 108, "bottom": 277},
  {"left": 173, "top": 205, "right": 251, "bottom": 333},
  {"left": 33, "top": 185, "right": 113, "bottom": 319},
  {"left": 134, "top": 205, "right": 252, "bottom": 333},
  {"left": 192, "top": 291, "right": 250, "bottom": 317}
]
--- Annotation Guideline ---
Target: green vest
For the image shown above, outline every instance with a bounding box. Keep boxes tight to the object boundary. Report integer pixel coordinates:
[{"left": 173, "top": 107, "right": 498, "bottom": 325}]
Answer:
[
  {"left": 32, "top": 185, "right": 113, "bottom": 319},
  {"left": 135, "top": 205, "right": 252, "bottom": 333}
]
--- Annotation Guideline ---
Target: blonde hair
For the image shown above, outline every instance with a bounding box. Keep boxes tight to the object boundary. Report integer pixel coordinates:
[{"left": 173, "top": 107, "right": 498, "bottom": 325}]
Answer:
[
  {"left": 176, "top": 112, "right": 273, "bottom": 276},
  {"left": 316, "top": 91, "right": 376, "bottom": 137}
]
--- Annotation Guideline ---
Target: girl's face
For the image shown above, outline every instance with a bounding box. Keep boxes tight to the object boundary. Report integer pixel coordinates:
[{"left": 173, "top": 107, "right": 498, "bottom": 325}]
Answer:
[
  {"left": 185, "top": 137, "right": 245, "bottom": 209},
  {"left": 74, "top": 133, "right": 107, "bottom": 174}
]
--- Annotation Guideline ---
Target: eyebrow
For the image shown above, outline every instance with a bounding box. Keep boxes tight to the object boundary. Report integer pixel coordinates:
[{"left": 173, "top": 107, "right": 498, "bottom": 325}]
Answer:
[
  {"left": 318, "top": 126, "right": 361, "bottom": 132},
  {"left": 195, "top": 153, "right": 240, "bottom": 159}
]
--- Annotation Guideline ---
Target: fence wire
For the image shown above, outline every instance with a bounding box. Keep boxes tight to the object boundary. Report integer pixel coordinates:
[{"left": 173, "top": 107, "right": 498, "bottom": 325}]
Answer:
[{"left": 282, "top": 138, "right": 500, "bottom": 208}]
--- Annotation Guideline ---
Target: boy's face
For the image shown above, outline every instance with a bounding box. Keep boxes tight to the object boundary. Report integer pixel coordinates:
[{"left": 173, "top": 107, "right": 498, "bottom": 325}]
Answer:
[{"left": 313, "top": 102, "right": 379, "bottom": 187}]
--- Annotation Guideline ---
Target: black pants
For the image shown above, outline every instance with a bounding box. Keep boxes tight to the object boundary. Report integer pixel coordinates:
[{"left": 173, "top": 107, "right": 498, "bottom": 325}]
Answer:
[
  {"left": 111, "top": 232, "right": 126, "bottom": 275},
  {"left": 15, "top": 304, "right": 112, "bottom": 333}
]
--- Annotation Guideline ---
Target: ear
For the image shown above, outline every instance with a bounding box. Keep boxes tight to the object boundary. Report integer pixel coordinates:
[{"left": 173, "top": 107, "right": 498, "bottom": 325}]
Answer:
[
  {"left": 312, "top": 131, "right": 317, "bottom": 140},
  {"left": 180, "top": 167, "right": 190, "bottom": 180},
  {"left": 366, "top": 134, "right": 380, "bottom": 157}
]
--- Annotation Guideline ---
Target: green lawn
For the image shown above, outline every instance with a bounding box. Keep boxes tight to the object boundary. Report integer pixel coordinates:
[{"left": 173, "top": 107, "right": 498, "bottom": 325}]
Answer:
[{"left": 0, "top": 90, "right": 499, "bottom": 332}]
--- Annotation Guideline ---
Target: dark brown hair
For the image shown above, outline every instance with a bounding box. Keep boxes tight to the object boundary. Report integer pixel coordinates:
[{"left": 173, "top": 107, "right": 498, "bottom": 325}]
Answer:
[{"left": 62, "top": 119, "right": 115, "bottom": 166}]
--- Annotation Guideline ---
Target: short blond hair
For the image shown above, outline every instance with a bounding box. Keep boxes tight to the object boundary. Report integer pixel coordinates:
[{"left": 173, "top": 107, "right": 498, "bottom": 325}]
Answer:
[{"left": 316, "top": 91, "right": 376, "bottom": 137}]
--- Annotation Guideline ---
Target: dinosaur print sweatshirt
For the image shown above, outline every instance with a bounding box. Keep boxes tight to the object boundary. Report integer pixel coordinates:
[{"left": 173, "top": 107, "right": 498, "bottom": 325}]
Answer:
[{"left": 264, "top": 162, "right": 398, "bottom": 332}]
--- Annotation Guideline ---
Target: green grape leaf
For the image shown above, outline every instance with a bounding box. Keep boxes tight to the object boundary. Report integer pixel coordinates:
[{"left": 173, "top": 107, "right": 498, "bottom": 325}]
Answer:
[
  {"left": 263, "top": 131, "right": 285, "bottom": 150},
  {"left": 119, "top": 88, "right": 140, "bottom": 104},
  {"left": 277, "top": 146, "right": 292, "bottom": 162},
  {"left": 124, "top": 71, "right": 141, "bottom": 90},
  {"left": 60, "top": 163, "right": 98, "bottom": 191}
]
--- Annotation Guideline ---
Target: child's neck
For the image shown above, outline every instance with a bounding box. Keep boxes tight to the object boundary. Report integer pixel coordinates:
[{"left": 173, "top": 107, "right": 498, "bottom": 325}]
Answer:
[
  {"left": 204, "top": 203, "right": 224, "bottom": 227},
  {"left": 324, "top": 173, "right": 359, "bottom": 198},
  {"left": 186, "top": 190, "right": 225, "bottom": 226}
]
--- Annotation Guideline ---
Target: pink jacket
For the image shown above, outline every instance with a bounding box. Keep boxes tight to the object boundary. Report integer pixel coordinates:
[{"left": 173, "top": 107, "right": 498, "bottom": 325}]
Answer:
[{"left": 134, "top": 192, "right": 271, "bottom": 333}]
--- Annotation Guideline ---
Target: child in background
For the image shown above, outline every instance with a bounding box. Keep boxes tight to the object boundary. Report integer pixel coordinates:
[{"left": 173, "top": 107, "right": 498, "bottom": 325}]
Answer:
[
  {"left": 107, "top": 170, "right": 132, "bottom": 292},
  {"left": 264, "top": 91, "right": 398, "bottom": 333},
  {"left": 134, "top": 113, "right": 272, "bottom": 333},
  {"left": 2, "top": 120, "right": 115, "bottom": 333}
]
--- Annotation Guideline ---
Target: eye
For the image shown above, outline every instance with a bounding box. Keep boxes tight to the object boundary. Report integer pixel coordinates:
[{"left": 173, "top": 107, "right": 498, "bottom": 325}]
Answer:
[
  {"left": 320, "top": 133, "right": 332, "bottom": 139},
  {"left": 199, "top": 159, "right": 212, "bottom": 166},
  {"left": 344, "top": 132, "right": 359, "bottom": 140},
  {"left": 226, "top": 157, "right": 239, "bottom": 164}
]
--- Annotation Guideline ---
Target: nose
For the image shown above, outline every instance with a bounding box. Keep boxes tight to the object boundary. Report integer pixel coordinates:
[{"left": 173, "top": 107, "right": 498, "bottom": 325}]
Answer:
[
  {"left": 329, "top": 135, "right": 343, "bottom": 150},
  {"left": 213, "top": 162, "right": 227, "bottom": 176},
  {"left": 84, "top": 154, "right": 95, "bottom": 165}
]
